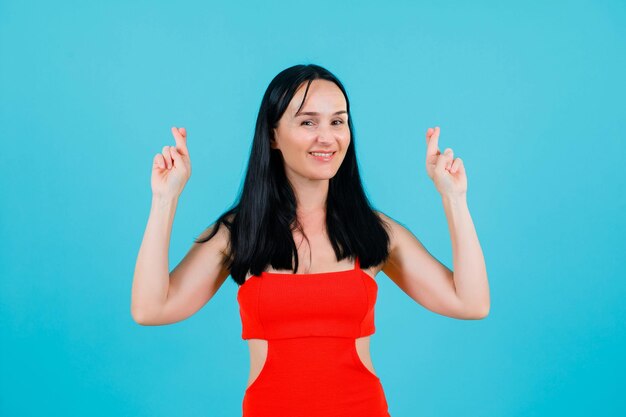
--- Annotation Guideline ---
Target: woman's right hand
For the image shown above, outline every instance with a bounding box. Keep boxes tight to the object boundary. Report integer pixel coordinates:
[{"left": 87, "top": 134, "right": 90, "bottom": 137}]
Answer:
[{"left": 151, "top": 126, "right": 192, "bottom": 199}]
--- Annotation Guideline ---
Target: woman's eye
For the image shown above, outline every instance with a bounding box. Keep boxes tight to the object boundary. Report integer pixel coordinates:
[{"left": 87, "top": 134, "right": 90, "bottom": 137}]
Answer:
[{"left": 301, "top": 120, "right": 344, "bottom": 126}]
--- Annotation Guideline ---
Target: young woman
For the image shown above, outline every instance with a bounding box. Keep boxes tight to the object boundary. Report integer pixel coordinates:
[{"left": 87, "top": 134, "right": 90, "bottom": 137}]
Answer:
[{"left": 131, "top": 64, "right": 490, "bottom": 416}]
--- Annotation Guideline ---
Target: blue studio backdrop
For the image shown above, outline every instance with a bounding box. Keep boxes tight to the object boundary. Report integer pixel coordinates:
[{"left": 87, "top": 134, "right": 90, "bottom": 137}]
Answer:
[{"left": 1, "top": 1, "right": 625, "bottom": 416}]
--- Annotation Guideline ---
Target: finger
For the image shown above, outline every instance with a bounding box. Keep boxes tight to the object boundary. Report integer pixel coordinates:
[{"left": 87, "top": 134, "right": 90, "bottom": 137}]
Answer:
[
  {"left": 426, "top": 126, "right": 440, "bottom": 158},
  {"left": 450, "top": 158, "right": 458, "bottom": 174},
  {"left": 435, "top": 149, "right": 452, "bottom": 173},
  {"left": 153, "top": 154, "right": 165, "bottom": 169},
  {"left": 171, "top": 126, "right": 189, "bottom": 156},
  {"left": 450, "top": 157, "right": 463, "bottom": 174},
  {"left": 162, "top": 145, "right": 173, "bottom": 169},
  {"left": 179, "top": 127, "right": 186, "bottom": 138},
  {"left": 169, "top": 146, "right": 183, "bottom": 167},
  {"left": 443, "top": 148, "right": 454, "bottom": 170}
]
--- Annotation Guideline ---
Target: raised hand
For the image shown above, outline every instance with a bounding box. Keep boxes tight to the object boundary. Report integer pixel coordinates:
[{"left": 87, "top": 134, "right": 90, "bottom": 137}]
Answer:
[
  {"left": 151, "top": 126, "right": 192, "bottom": 199},
  {"left": 425, "top": 126, "right": 467, "bottom": 198}
]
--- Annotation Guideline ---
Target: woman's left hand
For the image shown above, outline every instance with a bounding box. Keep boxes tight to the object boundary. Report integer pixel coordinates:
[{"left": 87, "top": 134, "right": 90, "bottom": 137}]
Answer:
[{"left": 425, "top": 126, "right": 467, "bottom": 198}]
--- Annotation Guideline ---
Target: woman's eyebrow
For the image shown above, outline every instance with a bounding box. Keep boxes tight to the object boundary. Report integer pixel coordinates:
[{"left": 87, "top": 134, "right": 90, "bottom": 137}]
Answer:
[{"left": 295, "top": 110, "right": 348, "bottom": 117}]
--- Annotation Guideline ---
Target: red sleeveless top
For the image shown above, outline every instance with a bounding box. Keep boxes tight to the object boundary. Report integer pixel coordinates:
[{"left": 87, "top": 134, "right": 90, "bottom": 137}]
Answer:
[
  {"left": 237, "top": 257, "right": 377, "bottom": 340},
  {"left": 236, "top": 257, "right": 391, "bottom": 416}
]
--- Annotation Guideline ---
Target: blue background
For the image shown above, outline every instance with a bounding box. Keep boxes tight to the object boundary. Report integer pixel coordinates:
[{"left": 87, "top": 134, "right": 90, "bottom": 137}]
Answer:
[{"left": 1, "top": 0, "right": 625, "bottom": 416}]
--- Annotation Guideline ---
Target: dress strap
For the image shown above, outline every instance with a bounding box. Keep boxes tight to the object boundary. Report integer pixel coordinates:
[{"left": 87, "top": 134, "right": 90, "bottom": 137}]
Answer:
[{"left": 354, "top": 256, "right": 360, "bottom": 271}]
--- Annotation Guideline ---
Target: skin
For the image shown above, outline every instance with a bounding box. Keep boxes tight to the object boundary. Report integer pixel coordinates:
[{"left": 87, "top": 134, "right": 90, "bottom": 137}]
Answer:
[
  {"left": 270, "top": 79, "right": 351, "bottom": 217},
  {"left": 131, "top": 79, "right": 490, "bottom": 392}
]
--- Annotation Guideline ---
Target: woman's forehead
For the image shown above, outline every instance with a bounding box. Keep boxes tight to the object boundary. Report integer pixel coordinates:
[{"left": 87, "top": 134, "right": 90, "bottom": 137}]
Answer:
[{"left": 289, "top": 80, "right": 346, "bottom": 116}]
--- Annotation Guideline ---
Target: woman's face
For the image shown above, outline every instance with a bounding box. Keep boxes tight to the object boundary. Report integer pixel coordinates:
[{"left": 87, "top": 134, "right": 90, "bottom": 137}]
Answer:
[{"left": 271, "top": 79, "right": 350, "bottom": 182}]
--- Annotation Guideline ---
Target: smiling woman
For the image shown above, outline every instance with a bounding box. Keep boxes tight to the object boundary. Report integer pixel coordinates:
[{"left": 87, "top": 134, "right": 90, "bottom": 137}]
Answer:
[
  {"left": 271, "top": 78, "right": 351, "bottom": 180},
  {"left": 131, "top": 63, "right": 489, "bottom": 417},
  {"left": 176, "top": 64, "right": 393, "bottom": 417}
]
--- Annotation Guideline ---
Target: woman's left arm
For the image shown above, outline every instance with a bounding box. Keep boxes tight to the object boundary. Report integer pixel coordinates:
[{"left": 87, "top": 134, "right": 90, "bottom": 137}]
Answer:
[
  {"left": 441, "top": 193, "right": 490, "bottom": 318},
  {"left": 380, "top": 126, "right": 489, "bottom": 320},
  {"left": 428, "top": 126, "right": 489, "bottom": 318}
]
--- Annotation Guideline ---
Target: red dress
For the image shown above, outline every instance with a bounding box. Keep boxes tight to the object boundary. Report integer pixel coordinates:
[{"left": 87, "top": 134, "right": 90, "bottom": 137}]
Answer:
[{"left": 237, "top": 257, "right": 392, "bottom": 417}]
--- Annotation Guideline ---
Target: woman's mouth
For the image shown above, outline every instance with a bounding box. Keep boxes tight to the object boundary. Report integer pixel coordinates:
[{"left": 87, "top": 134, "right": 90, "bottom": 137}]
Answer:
[{"left": 308, "top": 151, "right": 336, "bottom": 162}]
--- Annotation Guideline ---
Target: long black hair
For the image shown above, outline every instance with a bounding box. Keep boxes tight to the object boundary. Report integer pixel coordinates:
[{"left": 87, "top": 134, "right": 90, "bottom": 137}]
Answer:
[{"left": 196, "top": 64, "right": 391, "bottom": 286}]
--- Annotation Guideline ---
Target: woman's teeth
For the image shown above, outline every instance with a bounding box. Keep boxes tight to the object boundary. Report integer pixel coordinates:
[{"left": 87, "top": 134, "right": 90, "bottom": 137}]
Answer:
[{"left": 309, "top": 152, "right": 334, "bottom": 157}]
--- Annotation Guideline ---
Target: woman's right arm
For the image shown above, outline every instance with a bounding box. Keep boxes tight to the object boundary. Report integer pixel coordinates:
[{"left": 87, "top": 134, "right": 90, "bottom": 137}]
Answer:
[
  {"left": 130, "top": 198, "right": 230, "bottom": 326},
  {"left": 130, "top": 127, "right": 231, "bottom": 326},
  {"left": 130, "top": 195, "right": 178, "bottom": 324}
]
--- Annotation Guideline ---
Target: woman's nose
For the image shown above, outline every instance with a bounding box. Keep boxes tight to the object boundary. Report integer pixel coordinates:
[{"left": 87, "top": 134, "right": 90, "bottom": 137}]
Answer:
[{"left": 316, "top": 126, "right": 335, "bottom": 143}]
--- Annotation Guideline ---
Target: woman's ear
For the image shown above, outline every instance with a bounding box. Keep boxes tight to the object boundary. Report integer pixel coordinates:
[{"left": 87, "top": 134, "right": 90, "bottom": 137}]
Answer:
[{"left": 270, "top": 128, "right": 279, "bottom": 149}]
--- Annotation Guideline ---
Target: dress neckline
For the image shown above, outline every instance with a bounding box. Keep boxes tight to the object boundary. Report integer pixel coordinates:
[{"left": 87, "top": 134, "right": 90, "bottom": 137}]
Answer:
[
  {"left": 238, "top": 257, "right": 378, "bottom": 292},
  {"left": 260, "top": 256, "right": 360, "bottom": 277},
  {"left": 261, "top": 267, "right": 356, "bottom": 277}
]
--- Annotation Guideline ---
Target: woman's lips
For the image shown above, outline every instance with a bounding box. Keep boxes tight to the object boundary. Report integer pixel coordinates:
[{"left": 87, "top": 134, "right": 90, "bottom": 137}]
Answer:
[{"left": 308, "top": 151, "right": 335, "bottom": 162}]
